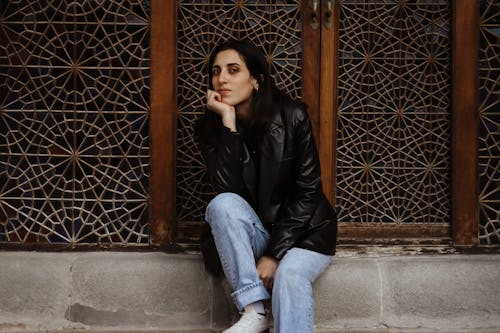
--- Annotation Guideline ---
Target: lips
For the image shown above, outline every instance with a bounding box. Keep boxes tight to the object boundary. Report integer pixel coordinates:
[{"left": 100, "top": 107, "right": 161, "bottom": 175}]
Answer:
[{"left": 218, "top": 89, "right": 231, "bottom": 96}]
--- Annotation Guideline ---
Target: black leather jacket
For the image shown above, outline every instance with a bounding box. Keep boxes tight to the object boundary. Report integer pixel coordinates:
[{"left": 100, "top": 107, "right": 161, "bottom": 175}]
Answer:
[{"left": 197, "top": 94, "right": 337, "bottom": 261}]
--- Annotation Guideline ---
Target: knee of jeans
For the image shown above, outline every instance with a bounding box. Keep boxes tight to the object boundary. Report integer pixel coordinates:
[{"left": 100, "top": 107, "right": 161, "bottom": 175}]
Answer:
[
  {"left": 274, "top": 263, "right": 307, "bottom": 291},
  {"left": 205, "top": 192, "right": 245, "bottom": 225}
]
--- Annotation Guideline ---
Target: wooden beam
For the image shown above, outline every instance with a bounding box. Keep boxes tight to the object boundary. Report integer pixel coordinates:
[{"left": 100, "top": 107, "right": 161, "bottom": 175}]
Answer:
[
  {"left": 338, "top": 223, "right": 451, "bottom": 239},
  {"left": 451, "top": 0, "right": 479, "bottom": 246},
  {"left": 175, "top": 222, "right": 451, "bottom": 247},
  {"left": 318, "top": 0, "right": 338, "bottom": 204},
  {"left": 302, "top": 1, "right": 321, "bottom": 141},
  {"left": 149, "top": 0, "right": 177, "bottom": 245}
]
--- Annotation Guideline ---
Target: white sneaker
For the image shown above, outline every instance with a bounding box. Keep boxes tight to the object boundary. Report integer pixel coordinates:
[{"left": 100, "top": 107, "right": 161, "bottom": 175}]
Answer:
[{"left": 223, "top": 310, "right": 269, "bottom": 333}]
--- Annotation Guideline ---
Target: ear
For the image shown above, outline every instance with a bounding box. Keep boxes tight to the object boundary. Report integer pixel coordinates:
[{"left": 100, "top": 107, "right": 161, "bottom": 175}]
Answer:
[{"left": 250, "top": 76, "right": 258, "bottom": 91}]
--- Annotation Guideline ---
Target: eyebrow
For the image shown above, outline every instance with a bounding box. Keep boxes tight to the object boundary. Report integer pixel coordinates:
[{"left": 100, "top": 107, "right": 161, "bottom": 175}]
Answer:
[{"left": 213, "top": 62, "right": 240, "bottom": 68}]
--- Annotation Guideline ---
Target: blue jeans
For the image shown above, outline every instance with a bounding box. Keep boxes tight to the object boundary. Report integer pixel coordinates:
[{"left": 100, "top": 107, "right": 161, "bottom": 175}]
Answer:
[{"left": 205, "top": 192, "right": 332, "bottom": 333}]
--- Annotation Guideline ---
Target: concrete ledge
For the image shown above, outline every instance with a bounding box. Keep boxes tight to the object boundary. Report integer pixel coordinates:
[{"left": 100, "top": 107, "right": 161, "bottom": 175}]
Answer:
[
  {"left": 315, "top": 258, "right": 381, "bottom": 329},
  {"left": 0, "top": 252, "right": 499, "bottom": 332},
  {"left": 380, "top": 256, "right": 500, "bottom": 329},
  {"left": 68, "top": 253, "right": 211, "bottom": 329}
]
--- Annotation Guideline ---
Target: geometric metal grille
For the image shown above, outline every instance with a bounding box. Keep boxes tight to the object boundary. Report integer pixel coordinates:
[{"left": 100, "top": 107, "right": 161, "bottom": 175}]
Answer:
[
  {"left": 478, "top": 0, "right": 499, "bottom": 244},
  {"left": 176, "top": 1, "right": 303, "bottom": 226},
  {"left": 0, "top": 1, "right": 150, "bottom": 244},
  {"left": 335, "top": 1, "right": 452, "bottom": 225}
]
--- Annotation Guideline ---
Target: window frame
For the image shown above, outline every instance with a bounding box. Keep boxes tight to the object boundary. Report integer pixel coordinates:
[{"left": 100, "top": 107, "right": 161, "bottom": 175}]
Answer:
[{"left": 149, "top": 0, "right": 481, "bottom": 247}]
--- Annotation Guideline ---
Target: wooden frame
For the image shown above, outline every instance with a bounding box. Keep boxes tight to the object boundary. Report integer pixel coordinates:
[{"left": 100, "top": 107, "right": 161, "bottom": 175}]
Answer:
[
  {"left": 302, "top": 2, "right": 322, "bottom": 141},
  {"left": 318, "top": 0, "right": 337, "bottom": 204},
  {"left": 149, "top": 0, "right": 177, "bottom": 246},
  {"left": 0, "top": 0, "right": 486, "bottom": 251},
  {"left": 451, "top": 0, "right": 480, "bottom": 246},
  {"left": 148, "top": 0, "right": 482, "bottom": 247},
  {"left": 338, "top": 223, "right": 450, "bottom": 240},
  {"left": 317, "top": 1, "right": 480, "bottom": 243}
]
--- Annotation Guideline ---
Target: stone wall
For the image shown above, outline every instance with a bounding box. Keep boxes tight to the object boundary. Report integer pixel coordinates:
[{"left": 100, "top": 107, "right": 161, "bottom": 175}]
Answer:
[{"left": 0, "top": 252, "right": 499, "bottom": 332}]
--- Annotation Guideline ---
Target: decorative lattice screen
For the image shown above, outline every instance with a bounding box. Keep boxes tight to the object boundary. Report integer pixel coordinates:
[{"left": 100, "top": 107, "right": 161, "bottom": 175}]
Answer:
[
  {"left": 335, "top": 1, "right": 452, "bottom": 224},
  {"left": 478, "top": 0, "right": 499, "bottom": 244},
  {"left": 175, "top": 1, "right": 303, "bottom": 234},
  {"left": 0, "top": 0, "right": 150, "bottom": 244}
]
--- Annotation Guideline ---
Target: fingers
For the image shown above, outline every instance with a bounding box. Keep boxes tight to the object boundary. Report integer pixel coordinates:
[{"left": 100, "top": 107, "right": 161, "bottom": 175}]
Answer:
[
  {"left": 206, "top": 90, "right": 237, "bottom": 130},
  {"left": 206, "top": 89, "right": 222, "bottom": 108},
  {"left": 264, "top": 277, "right": 274, "bottom": 290},
  {"left": 258, "top": 270, "right": 273, "bottom": 290},
  {"left": 206, "top": 89, "right": 221, "bottom": 103},
  {"left": 257, "top": 256, "right": 278, "bottom": 290},
  {"left": 206, "top": 89, "right": 229, "bottom": 116}
]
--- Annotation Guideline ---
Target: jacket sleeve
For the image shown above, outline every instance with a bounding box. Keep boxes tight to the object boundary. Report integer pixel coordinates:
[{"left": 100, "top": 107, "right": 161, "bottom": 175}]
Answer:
[
  {"left": 267, "top": 105, "right": 323, "bottom": 260},
  {"left": 196, "top": 113, "right": 247, "bottom": 195}
]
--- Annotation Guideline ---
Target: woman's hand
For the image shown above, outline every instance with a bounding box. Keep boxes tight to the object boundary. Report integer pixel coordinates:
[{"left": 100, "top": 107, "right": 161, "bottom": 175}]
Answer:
[
  {"left": 256, "top": 256, "right": 278, "bottom": 290},
  {"left": 206, "top": 89, "right": 236, "bottom": 131}
]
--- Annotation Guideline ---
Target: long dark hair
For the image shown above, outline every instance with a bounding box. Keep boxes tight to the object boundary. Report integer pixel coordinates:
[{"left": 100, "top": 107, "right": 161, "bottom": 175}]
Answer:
[{"left": 207, "top": 39, "right": 280, "bottom": 125}]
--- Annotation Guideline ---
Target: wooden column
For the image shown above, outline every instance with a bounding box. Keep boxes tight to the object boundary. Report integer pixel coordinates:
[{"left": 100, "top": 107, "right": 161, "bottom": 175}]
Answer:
[
  {"left": 318, "top": 0, "right": 338, "bottom": 204},
  {"left": 452, "top": 0, "right": 479, "bottom": 246},
  {"left": 150, "top": 1, "right": 177, "bottom": 246},
  {"left": 302, "top": 1, "right": 321, "bottom": 141}
]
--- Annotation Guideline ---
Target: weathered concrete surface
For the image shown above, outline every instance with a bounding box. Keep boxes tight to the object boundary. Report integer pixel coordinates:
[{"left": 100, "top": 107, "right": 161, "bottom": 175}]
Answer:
[
  {"left": 0, "top": 252, "right": 211, "bottom": 331},
  {"left": 379, "top": 255, "right": 500, "bottom": 330},
  {"left": 67, "top": 253, "right": 211, "bottom": 329},
  {"left": 0, "top": 252, "right": 499, "bottom": 332},
  {"left": 0, "top": 253, "right": 77, "bottom": 331},
  {"left": 314, "top": 258, "right": 381, "bottom": 329}
]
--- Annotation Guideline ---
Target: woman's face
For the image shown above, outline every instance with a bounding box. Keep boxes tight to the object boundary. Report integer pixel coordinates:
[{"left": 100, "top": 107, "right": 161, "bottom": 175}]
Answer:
[{"left": 211, "top": 49, "right": 258, "bottom": 109}]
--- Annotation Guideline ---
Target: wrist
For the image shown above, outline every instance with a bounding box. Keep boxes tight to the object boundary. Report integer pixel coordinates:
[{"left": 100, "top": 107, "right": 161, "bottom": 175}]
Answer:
[{"left": 221, "top": 110, "right": 236, "bottom": 132}]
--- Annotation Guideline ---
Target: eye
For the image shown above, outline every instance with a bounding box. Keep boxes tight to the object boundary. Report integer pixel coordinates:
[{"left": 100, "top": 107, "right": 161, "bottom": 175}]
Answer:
[
  {"left": 212, "top": 67, "right": 220, "bottom": 75},
  {"left": 229, "top": 67, "right": 239, "bottom": 73}
]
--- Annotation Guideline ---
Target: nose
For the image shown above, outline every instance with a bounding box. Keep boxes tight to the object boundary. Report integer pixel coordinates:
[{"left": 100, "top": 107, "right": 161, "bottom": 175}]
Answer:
[{"left": 217, "top": 70, "right": 228, "bottom": 84}]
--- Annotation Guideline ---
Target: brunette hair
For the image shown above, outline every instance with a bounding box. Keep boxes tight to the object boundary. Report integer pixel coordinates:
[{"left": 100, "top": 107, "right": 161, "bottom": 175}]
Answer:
[{"left": 207, "top": 39, "right": 280, "bottom": 125}]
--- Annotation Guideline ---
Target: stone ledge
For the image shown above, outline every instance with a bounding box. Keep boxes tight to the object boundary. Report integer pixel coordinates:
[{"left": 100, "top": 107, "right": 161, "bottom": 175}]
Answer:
[
  {"left": 0, "top": 252, "right": 499, "bottom": 332},
  {"left": 3, "top": 330, "right": 500, "bottom": 333}
]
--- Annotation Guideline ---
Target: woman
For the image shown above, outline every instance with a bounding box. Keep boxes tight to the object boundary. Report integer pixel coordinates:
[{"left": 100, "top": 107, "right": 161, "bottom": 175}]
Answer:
[{"left": 196, "top": 39, "right": 337, "bottom": 333}]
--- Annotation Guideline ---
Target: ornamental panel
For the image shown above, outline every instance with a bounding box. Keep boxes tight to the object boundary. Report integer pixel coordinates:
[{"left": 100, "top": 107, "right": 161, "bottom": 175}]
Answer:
[
  {"left": 336, "top": 1, "right": 452, "bottom": 225},
  {"left": 176, "top": 1, "right": 303, "bottom": 228},
  {"left": 0, "top": 0, "right": 150, "bottom": 244},
  {"left": 478, "top": 0, "right": 499, "bottom": 245}
]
